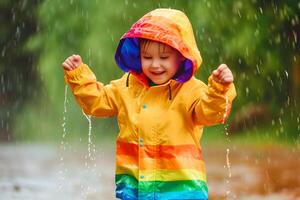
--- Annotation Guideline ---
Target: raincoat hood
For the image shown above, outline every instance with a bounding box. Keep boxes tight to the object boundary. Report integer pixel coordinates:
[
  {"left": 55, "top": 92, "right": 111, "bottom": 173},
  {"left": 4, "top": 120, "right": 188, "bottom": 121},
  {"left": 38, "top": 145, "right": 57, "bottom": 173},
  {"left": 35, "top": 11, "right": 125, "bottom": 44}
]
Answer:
[{"left": 115, "top": 8, "right": 202, "bottom": 83}]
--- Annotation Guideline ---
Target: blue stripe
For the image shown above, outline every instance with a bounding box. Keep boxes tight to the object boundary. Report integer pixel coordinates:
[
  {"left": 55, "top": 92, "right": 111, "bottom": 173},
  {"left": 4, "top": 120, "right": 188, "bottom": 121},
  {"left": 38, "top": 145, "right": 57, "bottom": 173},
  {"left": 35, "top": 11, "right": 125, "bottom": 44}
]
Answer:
[
  {"left": 116, "top": 188, "right": 208, "bottom": 200},
  {"left": 138, "top": 190, "right": 208, "bottom": 200},
  {"left": 116, "top": 184, "right": 138, "bottom": 200}
]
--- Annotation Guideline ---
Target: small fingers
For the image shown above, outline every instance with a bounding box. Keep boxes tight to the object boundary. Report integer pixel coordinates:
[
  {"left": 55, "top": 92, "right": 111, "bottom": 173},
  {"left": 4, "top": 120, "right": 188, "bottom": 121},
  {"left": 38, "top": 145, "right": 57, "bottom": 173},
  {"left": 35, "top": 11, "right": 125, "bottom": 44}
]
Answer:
[
  {"left": 212, "top": 69, "right": 220, "bottom": 77},
  {"left": 219, "top": 71, "right": 234, "bottom": 84},
  {"left": 217, "top": 64, "right": 228, "bottom": 73},
  {"left": 71, "top": 54, "right": 82, "bottom": 67},
  {"left": 62, "top": 54, "right": 82, "bottom": 71},
  {"left": 66, "top": 59, "right": 76, "bottom": 69},
  {"left": 62, "top": 62, "right": 72, "bottom": 71},
  {"left": 221, "top": 75, "right": 234, "bottom": 84},
  {"left": 72, "top": 54, "right": 81, "bottom": 61}
]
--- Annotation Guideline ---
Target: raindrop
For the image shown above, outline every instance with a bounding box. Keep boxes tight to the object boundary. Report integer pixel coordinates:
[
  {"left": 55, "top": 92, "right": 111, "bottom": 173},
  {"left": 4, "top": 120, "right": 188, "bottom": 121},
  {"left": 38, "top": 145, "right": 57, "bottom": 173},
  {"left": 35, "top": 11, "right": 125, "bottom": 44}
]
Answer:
[
  {"left": 15, "top": 26, "right": 21, "bottom": 40},
  {"left": 286, "top": 96, "right": 290, "bottom": 106},
  {"left": 256, "top": 65, "right": 260, "bottom": 74},
  {"left": 292, "top": 31, "right": 297, "bottom": 44},
  {"left": 284, "top": 70, "right": 288, "bottom": 78},
  {"left": 278, "top": 117, "right": 282, "bottom": 126},
  {"left": 208, "top": 37, "right": 212, "bottom": 43},
  {"left": 254, "top": 28, "right": 259, "bottom": 37},
  {"left": 259, "top": 7, "right": 263, "bottom": 14},
  {"left": 245, "top": 87, "right": 249, "bottom": 96},
  {"left": 226, "top": 148, "right": 231, "bottom": 178},
  {"left": 267, "top": 76, "right": 274, "bottom": 86},
  {"left": 254, "top": 13, "right": 258, "bottom": 20},
  {"left": 1, "top": 46, "right": 6, "bottom": 57},
  {"left": 237, "top": 10, "right": 242, "bottom": 18}
]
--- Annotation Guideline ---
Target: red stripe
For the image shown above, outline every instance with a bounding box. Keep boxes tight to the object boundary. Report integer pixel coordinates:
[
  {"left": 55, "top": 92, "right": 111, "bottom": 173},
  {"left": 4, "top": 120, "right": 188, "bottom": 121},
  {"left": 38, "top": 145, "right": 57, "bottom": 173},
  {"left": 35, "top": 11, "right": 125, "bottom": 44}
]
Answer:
[{"left": 117, "top": 140, "right": 202, "bottom": 160}]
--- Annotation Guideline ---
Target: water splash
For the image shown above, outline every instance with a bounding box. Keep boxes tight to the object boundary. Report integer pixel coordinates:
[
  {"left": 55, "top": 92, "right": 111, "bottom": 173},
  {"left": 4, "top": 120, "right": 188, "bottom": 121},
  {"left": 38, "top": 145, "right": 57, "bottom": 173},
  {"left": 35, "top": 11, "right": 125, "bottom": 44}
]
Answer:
[
  {"left": 81, "top": 110, "right": 95, "bottom": 160},
  {"left": 58, "top": 85, "right": 69, "bottom": 193},
  {"left": 62, "top": 85, "right": 68, "bottom": 140},
  {"left": 224, "top": 124, "right": 234, "bottom": 200},
  {"left": 223, "top": 95, "right": 235, "bottom": 199},
  {"left": 226, "top": 148, "right": 232, "bottom": 178},
  {"left": 81, "top": 110, "right": 98, "bottom": 199}
]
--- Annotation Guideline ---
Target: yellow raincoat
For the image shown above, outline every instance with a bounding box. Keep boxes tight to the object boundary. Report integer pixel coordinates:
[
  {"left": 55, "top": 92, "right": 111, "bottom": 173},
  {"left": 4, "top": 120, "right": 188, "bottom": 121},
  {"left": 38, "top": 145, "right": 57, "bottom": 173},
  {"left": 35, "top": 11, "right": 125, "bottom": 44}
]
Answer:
[{"left": 65, "top": 8, "right": 236, "bottom": 200}]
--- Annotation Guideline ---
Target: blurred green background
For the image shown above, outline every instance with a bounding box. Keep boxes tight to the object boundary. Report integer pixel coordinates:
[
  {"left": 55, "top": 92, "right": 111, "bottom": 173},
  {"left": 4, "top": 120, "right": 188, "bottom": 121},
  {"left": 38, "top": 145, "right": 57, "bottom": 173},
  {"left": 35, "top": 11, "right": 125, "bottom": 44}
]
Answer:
[{"left": 1, "top": 0, "right": 300, "bottom": 145}]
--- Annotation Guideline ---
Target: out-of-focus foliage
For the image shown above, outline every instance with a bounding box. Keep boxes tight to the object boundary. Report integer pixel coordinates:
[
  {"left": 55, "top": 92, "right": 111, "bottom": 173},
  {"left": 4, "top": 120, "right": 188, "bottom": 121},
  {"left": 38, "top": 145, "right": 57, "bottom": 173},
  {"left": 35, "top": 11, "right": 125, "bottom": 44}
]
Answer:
[
  {"left": 0, "top": 0, "right": 41, "bottom": 141},
  {"left": 14, "top": 0, "right": 190, "bottom": 141},
  {"left": 9, "top": 0, "right": 300, "bottom": 141},
  {"left": 190, "top": 1, "right": 300, "bottom": 139},
  {"left": 192, "top": 1, "right": 299, "bottom": 109}
]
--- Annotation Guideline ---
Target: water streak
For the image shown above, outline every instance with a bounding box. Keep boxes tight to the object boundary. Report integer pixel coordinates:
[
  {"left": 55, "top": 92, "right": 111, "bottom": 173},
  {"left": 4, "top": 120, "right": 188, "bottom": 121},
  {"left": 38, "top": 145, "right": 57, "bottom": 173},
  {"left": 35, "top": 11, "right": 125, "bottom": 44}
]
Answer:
[
  {"left": 81, "top": 110, "right": 98, "bottom": 198},
  {"left": 58, "top": 85, "right": 69, "bottom": 194},
  {"left": 223, "top": 95, "right": 235, "bottom": 199}
]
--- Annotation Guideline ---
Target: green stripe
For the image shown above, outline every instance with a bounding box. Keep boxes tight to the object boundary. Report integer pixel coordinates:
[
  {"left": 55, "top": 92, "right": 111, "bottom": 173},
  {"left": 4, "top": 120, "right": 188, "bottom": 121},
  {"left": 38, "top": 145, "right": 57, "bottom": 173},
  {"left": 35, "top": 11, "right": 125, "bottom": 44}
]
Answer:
[
  {"left": 116, "top": 174, "right": 208, "bottom": 193},
  {"left": 116, "top": 174, "right": 138, "bottom": 189}
]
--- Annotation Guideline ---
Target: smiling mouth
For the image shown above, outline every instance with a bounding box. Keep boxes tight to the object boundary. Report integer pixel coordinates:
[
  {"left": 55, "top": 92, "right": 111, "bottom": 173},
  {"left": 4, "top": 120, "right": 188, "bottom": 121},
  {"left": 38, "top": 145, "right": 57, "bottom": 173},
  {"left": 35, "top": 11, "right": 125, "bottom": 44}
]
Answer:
[{"left": 150, "top": 71, "right": 165, "bottom": 75}]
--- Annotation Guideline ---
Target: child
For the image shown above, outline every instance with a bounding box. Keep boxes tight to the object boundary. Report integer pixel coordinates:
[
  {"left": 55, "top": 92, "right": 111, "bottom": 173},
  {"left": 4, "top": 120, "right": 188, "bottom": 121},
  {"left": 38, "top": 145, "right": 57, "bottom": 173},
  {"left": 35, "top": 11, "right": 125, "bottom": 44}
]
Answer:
[{"left": 62, "top": 8, "right": 236, "bottom": 200}]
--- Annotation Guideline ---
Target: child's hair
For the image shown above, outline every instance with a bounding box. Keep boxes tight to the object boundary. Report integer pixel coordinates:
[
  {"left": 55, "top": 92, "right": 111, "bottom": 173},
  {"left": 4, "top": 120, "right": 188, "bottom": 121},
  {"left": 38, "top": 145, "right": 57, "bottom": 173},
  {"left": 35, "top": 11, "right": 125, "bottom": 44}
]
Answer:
[{"left": 140, "top": 39, "right": 168, "bottom": 54}]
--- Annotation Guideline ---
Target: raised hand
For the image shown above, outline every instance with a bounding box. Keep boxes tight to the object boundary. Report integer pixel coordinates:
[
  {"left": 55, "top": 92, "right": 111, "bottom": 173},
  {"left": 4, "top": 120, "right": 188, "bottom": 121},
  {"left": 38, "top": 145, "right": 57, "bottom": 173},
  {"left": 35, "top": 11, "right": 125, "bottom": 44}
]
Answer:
[
  {"left": 62, "top": 54, "right": 82, "bottom": 71},
  {"left": 212, "top": 64, "right": 234, "bottom": 85}
]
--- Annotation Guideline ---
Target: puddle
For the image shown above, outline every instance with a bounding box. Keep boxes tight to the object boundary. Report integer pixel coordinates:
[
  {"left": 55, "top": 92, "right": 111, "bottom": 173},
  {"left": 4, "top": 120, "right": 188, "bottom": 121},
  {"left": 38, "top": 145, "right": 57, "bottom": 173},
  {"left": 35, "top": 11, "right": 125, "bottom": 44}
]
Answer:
[{"left": 0, "top": 144, "right": 299, "bottom": 199}]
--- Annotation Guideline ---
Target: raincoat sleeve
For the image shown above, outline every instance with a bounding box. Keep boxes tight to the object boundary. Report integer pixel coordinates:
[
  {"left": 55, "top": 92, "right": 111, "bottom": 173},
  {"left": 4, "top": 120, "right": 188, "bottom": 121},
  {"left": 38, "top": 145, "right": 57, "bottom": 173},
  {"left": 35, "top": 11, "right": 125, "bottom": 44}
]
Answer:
[
  {"left": 189, "top": 76, "right": 236, "bottom": 126},
  {"left": 64, "top": 64, "right": 119, "bottom": 117}
]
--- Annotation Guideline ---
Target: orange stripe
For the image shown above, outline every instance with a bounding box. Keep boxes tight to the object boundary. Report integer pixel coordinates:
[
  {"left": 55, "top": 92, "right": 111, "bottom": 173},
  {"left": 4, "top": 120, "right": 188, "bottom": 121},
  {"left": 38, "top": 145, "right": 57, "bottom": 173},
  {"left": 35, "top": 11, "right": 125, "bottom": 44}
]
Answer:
[
  {"left": 117, "top": 155, "right": 205, "bottom": 171},
  {"left": 116, "top": 140, "right": 202, "bottom": 160}
]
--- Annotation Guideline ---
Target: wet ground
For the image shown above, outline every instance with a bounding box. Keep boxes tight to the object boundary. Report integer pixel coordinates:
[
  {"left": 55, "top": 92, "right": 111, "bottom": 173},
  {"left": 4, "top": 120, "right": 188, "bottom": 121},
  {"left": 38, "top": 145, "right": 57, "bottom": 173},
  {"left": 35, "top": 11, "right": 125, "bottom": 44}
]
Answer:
[{"left": 0, "top": 143, "right": 299, "bottom": 200}]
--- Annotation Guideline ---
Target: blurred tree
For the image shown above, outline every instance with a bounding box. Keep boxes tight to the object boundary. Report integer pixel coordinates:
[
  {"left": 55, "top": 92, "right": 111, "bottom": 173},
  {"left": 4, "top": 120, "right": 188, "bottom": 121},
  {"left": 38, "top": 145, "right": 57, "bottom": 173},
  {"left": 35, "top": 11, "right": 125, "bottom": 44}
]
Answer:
[
  {"left": 13, "top": 0, "right": 300, "bottom": 141},
  {"left": 14, "top": 0, "right": 189, "bottom": 141},
  {"left": 189, "top": 0, "right": 300, "bottom": 138},
  {"left": 0, "top": 0, "right": 41, "bottom": 141}
]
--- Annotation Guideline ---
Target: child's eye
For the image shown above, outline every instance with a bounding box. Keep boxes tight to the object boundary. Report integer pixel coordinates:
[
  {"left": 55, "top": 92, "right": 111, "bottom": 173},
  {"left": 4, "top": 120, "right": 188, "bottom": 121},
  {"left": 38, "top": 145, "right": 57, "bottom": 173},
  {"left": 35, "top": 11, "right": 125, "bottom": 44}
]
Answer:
[
  {"left": 160, "top": 56, "right": 169, "bottom": 59},
  {"left": 143, "top": 56, "right": 152, "bottom": 59}
]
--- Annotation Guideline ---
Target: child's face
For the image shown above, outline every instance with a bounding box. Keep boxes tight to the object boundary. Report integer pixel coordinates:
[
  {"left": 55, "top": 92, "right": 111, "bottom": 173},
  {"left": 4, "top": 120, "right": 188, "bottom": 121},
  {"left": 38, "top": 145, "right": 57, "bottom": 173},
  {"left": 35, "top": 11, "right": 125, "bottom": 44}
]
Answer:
[{"left": 140, "top": 40, "right": 184, "bottom": 85}]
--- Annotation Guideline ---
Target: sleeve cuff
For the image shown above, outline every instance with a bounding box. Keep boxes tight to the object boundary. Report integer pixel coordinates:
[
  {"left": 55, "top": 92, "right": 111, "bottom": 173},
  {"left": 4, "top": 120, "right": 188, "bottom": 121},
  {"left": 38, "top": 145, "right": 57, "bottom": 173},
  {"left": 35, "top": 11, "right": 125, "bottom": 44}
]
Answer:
[
  {"left": 64, "top": 63, "right": 94, "bottom": 84},
  {"left": 64, "top": 63, "right": 86, "bottom": 77}
]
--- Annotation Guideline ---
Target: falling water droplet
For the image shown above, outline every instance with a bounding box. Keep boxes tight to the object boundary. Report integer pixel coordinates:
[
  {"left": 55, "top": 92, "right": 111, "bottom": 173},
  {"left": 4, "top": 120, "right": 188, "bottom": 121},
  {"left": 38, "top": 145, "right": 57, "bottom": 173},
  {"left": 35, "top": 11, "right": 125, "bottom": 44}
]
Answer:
[
  {"left": 226, "top": 148, "right": 232, "bottom": 178},
  {"left": 246, "top": 87, "right": 249, "bottom": 96},
  {"left": 284, "top": 70, "right": 288, "bottom": 78}
]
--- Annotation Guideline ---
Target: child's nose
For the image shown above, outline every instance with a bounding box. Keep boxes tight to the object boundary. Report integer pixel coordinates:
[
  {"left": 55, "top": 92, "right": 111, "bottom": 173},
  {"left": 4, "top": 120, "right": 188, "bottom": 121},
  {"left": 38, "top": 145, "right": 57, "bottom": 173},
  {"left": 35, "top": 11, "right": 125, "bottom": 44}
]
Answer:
[{"left": 151, "top": 59, "right": 160, "bottom": 68}]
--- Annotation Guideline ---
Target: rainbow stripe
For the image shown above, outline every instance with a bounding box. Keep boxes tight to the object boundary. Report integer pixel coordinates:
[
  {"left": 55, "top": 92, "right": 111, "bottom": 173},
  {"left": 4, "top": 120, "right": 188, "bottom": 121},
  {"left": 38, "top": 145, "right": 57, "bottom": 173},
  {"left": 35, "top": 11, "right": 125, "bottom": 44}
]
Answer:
[{"left": 115, "top": 141, "right": 208, "bottom": 199}]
